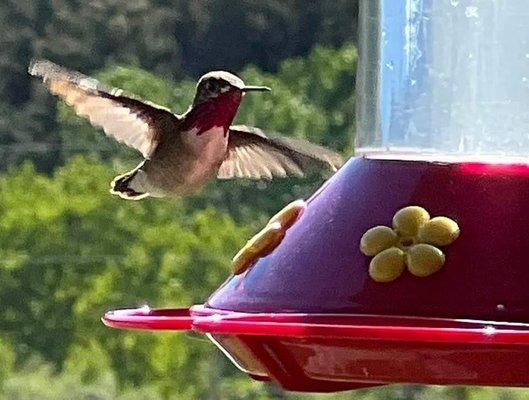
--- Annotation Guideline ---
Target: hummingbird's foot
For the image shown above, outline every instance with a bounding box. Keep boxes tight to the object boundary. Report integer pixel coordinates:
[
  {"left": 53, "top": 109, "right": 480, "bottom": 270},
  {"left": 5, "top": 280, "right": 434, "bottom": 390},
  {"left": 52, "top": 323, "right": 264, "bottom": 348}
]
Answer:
[{"left": 110, "top": 172, "right": 149, "bottom": 200}]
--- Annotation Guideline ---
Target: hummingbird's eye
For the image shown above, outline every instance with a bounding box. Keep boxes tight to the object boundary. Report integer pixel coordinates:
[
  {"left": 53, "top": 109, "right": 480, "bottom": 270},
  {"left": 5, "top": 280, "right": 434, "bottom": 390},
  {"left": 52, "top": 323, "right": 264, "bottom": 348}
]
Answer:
[{"left": 204, "top": 81, "right": 216, "bottom": 92}]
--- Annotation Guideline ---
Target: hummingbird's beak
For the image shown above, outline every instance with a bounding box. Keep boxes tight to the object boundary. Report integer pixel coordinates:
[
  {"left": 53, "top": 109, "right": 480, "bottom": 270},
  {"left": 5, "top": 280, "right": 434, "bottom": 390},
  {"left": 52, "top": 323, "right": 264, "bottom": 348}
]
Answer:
[{"left": 241, "top": 85, "right": 271, "bottom": 92}]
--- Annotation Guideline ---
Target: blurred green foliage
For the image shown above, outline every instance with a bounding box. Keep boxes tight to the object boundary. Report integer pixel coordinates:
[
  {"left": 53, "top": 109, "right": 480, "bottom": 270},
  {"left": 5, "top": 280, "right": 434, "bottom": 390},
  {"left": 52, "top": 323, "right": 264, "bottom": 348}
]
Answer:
[{"left": 0, "top": 156, "right": 252, "bottom": 398}]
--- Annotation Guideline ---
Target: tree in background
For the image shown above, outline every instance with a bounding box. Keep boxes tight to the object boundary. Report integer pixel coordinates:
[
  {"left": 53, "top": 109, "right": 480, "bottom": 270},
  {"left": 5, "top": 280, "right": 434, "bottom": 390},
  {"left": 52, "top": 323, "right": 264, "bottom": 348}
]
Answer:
[
  {"left": 0, "top": 0, "right": 358, "bottom": 172},
  {"left": 0, "top": 43, "right": 356, "bottom": 399},
  {"left": 0, "top": 156, "right": 252, "bottom": 398}
]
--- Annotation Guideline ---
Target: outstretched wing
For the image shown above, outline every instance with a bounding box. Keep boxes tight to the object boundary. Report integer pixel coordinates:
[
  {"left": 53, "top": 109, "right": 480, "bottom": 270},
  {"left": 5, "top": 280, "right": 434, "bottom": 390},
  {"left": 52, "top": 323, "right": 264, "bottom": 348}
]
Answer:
[
  {"left": 218, "top": 125, "right": 343, "bottom": 179},
  {"left": 28, "top": 59, "right": 179, "bottom": 158}
]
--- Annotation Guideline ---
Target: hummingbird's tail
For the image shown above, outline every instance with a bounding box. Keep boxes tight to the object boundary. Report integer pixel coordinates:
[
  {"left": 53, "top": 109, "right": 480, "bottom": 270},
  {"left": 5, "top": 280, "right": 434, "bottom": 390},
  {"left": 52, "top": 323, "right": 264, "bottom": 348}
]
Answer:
[{"left": 110, "top": 164, "right": 149, "bottom": 200}]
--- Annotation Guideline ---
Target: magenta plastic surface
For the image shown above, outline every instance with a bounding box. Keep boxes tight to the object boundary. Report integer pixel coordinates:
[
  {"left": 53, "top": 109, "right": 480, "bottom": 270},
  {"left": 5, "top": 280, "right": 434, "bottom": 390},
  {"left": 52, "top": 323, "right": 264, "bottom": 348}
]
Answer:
[
  {"left": 103, "top": 307, "right": 193, "bottom": 330},
  {"left": 208, "top": 157, "right": 529, "bottom": 322},
  {"left": 103, "top": 157, "right": 529, "bottom": 392}
]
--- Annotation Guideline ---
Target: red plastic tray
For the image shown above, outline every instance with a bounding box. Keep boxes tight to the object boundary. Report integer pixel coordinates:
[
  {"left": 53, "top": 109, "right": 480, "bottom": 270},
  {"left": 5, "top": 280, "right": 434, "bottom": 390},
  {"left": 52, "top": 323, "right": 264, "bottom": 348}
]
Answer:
[
  {"left": 102, "top": 306, "right": 529, "bottom": 391},
  {"left": 102, "top": 157, "right": 529, "bottom": 392},
  {"left": 103, "top": 305, "right": 529, "bottom": 343},
  {"left": 103, "top": 306, "right": 193, "bottom": 330}
]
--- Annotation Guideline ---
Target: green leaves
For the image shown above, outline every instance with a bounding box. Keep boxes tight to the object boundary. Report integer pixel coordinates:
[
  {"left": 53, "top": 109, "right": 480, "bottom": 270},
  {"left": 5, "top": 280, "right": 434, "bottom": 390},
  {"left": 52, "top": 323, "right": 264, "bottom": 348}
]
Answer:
[
  {"left": 0, "top": 155, "right": 251, "bottom": 395},
  {"left": 0, "top": 44, "right": 357, "bottom": 398}
]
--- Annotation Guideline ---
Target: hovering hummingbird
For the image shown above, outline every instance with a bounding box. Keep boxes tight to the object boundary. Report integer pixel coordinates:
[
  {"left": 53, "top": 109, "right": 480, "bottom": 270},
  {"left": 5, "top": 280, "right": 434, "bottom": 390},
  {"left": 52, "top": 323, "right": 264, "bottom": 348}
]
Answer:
[{"left": 29, "top": 59, "right": 343, "bottom": 200}]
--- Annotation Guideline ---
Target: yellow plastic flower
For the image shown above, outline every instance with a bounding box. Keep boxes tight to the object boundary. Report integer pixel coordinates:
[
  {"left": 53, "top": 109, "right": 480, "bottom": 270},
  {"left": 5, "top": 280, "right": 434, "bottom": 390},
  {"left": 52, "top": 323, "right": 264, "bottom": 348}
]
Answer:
[
  {"left": 232, "top": 199, "right": 306, "bottom": 275},
  {"left": 360, "top": 206, "right": 460, "bottom": 282},
  {"left": 369, "top": 247, "right": 406, "bottom": 283},
  {"left": 232, "top": 222, "right": 285, "bottom": 275}
]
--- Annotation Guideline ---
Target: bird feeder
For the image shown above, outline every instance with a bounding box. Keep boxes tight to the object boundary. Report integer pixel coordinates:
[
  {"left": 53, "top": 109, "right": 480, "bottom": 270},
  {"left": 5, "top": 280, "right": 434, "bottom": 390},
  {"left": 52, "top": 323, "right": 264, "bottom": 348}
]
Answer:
[{"left": 103, "top": 0, "right": 529, "bottom": 392}]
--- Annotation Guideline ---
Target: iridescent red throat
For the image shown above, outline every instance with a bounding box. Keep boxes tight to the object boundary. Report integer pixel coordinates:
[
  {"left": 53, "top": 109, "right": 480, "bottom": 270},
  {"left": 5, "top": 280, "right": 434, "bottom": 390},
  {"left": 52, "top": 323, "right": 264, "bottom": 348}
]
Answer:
[{"left": 180, "top": 91, "right": 243, "bottom": 136}]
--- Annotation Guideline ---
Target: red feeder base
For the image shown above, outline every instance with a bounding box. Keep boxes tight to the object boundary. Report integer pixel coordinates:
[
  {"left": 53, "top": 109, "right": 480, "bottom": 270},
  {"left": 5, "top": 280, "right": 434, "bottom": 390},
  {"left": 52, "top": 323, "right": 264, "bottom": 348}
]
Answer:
[
  {"left": 103, "top": 157, "right": 529, "bottom": 392},
  {"left": 103, "top": 306, "right": 529, "bottom": 392}
]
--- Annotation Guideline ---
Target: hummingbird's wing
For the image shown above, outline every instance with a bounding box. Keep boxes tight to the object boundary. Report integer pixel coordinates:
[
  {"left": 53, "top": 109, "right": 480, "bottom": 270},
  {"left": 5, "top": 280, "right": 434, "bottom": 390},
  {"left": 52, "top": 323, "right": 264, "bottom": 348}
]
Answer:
[
  {"left": 218, "top": 125, "right": 343, "bottom": 179},
  {"left": 28, "top": 59, "right": 179, "bottom": 158}
]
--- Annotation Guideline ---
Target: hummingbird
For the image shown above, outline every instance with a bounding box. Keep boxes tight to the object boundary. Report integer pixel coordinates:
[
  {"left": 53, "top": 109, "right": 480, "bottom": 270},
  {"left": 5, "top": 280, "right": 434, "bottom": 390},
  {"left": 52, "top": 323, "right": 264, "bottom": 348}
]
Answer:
[{"left": 29, "top": 59, "right": 343, "bottom": 200}]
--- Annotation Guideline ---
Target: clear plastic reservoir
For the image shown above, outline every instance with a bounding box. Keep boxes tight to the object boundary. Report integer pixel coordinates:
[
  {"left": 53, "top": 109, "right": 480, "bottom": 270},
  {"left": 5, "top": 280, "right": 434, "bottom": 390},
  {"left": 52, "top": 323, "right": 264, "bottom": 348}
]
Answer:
[{"left": 356, "top": 0, "right": 529, "bottom": 160}]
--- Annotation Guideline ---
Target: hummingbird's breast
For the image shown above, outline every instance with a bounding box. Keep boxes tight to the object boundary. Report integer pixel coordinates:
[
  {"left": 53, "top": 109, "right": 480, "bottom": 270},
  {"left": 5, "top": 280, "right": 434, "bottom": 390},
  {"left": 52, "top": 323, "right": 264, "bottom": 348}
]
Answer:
[
  {"left": 183, "top": 125, "right": 228, "bottom": 169},
  {"left": 179, "top": 125, "right": 229, "bottom": 193},
  {"left": 145, "top": 125, "right": 229, "bottom": 196}
]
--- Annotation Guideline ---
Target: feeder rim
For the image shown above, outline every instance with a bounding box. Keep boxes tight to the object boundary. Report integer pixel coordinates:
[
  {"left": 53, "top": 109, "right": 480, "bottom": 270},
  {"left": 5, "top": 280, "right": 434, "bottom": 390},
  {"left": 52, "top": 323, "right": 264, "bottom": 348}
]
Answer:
[
  {"left": 102, "top": 305, "right": 529, "bottom": 346},
  {"left": 357, "top": 149, "right": 529, "bottom": 165}
]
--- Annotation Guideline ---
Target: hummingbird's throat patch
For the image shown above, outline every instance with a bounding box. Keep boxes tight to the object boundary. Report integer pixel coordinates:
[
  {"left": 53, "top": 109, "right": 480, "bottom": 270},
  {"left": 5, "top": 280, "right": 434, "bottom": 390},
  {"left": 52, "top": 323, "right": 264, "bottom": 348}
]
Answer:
[{"left": 183, "top": 91, "right": 242, "bottom": 136}]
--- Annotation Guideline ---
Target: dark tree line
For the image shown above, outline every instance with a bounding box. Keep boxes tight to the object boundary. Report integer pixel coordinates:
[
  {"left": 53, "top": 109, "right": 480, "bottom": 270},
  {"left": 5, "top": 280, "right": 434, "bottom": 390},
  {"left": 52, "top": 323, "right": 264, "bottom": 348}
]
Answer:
[{"left": 0, "top": 0, "right": 358, "bottom": 172}]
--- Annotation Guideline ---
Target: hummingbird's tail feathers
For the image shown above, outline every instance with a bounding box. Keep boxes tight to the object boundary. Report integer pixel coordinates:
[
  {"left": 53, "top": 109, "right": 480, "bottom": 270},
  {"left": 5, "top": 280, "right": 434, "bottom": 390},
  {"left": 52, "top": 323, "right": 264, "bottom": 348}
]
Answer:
[{"left": 110, "top": 169, "right": 149, "bottom": 201}]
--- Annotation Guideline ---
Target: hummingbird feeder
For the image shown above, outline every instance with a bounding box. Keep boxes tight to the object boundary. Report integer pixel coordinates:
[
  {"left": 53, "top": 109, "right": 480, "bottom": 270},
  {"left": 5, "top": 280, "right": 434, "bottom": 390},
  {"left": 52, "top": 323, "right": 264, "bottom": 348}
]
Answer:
[{"left": 103, "top": 0, "right": 529, "bottom": 392}]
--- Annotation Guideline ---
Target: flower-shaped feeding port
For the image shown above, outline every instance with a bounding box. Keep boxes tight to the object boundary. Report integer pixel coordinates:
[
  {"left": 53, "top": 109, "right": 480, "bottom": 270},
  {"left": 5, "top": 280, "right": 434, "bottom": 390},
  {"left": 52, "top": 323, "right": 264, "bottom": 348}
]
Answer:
[
  {"left": 232, "top": 199, "right": 306, "bottom": 275},
  {"left": 360, "top": 206, "right": 460, "bottom": 283}
]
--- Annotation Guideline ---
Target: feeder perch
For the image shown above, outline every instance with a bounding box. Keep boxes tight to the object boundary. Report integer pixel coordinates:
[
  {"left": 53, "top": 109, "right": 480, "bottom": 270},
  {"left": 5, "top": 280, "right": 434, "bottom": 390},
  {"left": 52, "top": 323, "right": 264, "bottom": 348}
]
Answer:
[{"left": 103, "top": 0, "right": 529, "bottom": 392}]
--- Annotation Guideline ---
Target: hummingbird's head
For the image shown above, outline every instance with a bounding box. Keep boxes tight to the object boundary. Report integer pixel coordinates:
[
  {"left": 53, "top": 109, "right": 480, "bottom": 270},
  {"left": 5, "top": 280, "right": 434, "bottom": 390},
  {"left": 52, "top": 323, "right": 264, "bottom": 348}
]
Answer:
[{"left": 193, "top": 71, "right": 270, "bottom": 106}]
